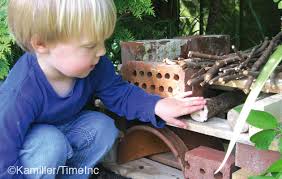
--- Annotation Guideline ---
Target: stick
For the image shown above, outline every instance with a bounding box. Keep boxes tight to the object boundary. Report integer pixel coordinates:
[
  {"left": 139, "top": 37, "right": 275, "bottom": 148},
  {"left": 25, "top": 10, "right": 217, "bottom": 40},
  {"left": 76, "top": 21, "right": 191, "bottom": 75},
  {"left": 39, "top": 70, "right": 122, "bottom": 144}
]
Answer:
[
  {"left": 219, "top": 64, "right": 238, "bottom": 72},
  {"left": 187, "top": 75, "right": 205, "bottom": 86},
  {"left": 188, "top": 51, "right": 223, "bottom": 61},
  {"left": 244, "top": 32, "right": 282, "bottom": 93},
  {"left": 191, "top": 68, "right": 206, "bottom": 79},
  {"left": 235, "top": 46, "right": 258, "bottom": 71},
  {"left": 219, "top": 74, "right": 245, "bottom": 84},
  {"left": 190, "top": 91, "right": 246, "bottom": 122},
  {"left": 232, "top": 45, "right": 245, "bottom": 61}
]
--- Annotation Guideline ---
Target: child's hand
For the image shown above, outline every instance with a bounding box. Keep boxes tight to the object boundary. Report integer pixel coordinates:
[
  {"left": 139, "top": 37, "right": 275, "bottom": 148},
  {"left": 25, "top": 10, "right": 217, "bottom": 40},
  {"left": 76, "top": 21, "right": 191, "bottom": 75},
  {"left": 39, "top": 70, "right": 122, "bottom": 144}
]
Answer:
[{"left": 155, "top": 91, "right": 206, "bottom": 128}]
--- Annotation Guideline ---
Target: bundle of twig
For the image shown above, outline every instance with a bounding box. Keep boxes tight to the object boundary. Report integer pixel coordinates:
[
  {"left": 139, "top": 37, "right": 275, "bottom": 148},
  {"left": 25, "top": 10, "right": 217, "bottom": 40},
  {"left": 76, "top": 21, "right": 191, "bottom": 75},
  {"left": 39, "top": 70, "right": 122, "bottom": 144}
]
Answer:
[{"left": 185, "top": 32, "right": 282, "bottom": 93}]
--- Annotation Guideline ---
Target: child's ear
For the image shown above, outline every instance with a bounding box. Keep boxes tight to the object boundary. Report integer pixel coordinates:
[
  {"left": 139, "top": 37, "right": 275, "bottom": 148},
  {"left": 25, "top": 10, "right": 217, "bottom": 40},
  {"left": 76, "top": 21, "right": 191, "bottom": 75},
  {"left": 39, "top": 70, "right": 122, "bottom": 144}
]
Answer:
[{"left": 30, "top": 35, "right": 50, "bottom": 54}]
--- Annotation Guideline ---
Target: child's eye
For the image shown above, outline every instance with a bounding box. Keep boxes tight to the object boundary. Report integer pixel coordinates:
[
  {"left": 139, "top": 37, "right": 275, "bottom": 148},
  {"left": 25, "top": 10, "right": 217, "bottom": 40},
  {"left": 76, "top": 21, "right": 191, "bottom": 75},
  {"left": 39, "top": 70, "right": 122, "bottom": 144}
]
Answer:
[{"left": 85, "top": 45, "right": 96, "bottom": 49}]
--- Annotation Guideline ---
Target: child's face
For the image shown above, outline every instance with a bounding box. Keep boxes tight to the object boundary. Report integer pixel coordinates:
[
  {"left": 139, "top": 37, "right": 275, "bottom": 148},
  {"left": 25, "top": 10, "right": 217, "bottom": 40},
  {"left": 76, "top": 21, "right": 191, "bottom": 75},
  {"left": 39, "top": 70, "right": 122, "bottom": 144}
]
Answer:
[{"left": 47, "top": 38, "right": 106, "bottom": 78}]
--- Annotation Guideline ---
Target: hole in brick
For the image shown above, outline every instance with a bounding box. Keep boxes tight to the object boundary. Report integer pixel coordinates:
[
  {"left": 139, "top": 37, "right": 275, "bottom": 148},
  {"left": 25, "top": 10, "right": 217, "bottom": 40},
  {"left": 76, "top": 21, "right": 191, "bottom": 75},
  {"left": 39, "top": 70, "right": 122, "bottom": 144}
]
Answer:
[
  {"left": 156, "top": 73, "right": 162, "bottom": 79},
  {"left": 133, "top": 70, "right": 137, "bottom": 76},
  {"left": 174, "top": 74, "right": 179, "bottom": 81},
  {"left": 200, "top": 168, "right": 205, "bottom": 174},
  {"left": 150, "top": 85, "right": 156, "bottom": 90},
  {"left": 147, "top": 72, "right": 152, "bottom": 77},
  {"left": 214, "top": 171, "right": 223, "bottom": 179},
  {"left": 138, "top": 166, "right": 144, "bottom": 170},
  {"left": 134, "top": 82, "right": 139, "bottom": 86},
  {"left": 139, "top": 71, "right": 145, "bottom": 76},
  {"left": 142, "top": 83, "right": 147, "bottom": 89},
  {"left": 165, "top": 73, "right": 170, "bottom": 79},
  {"left": 159, "top": 86, "right": 164, "bottom": 92},
  {"left": 168, "top": 87, "right": 173, "bottom": 93}
]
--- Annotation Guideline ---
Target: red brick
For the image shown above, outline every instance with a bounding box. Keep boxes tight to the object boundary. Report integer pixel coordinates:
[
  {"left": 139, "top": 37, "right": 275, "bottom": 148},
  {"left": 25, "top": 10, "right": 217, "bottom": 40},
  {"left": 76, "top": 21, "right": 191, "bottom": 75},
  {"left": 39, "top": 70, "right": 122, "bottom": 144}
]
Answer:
[
  {"left": 120, "top": 35, "right": 230, "bottom": 64},
  {"left": 178, "top": 35, "right": 230, "bottom": 58},
  {"left": 185, "top": 146, "right": 235, "bottom": 179},
  {"left": 121, "top": 61, "right": 203, "bottom": 97},
  {"left": 235, "top": 143, "right": 280, "bottom": 175}
]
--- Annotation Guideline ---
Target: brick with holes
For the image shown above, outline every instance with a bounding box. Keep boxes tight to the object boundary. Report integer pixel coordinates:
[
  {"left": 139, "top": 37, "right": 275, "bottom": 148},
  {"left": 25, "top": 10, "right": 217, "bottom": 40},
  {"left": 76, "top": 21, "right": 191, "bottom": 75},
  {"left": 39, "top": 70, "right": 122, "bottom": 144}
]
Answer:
[
  {"left": 184, "top": 146, "right": 236, "bottom": 179},
  {"left": 121, "top": 61, "right": 203, "bottom": 97}
]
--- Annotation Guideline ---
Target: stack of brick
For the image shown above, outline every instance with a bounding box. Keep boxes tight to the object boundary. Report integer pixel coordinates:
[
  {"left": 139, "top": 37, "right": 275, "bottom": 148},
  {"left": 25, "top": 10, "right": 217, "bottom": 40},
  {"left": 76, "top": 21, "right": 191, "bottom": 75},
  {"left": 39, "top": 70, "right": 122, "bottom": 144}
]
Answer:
[{"left": 120, "top": 35, "right": 230, "bottom": 97}]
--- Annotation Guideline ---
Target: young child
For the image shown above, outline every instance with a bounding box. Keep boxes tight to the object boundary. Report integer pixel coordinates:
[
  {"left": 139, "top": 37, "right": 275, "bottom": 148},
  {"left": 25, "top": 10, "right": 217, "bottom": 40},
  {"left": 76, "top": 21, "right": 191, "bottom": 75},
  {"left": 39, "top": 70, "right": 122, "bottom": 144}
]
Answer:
[{"left": 0, "top": 0, "right": 206, "bottom": 178}]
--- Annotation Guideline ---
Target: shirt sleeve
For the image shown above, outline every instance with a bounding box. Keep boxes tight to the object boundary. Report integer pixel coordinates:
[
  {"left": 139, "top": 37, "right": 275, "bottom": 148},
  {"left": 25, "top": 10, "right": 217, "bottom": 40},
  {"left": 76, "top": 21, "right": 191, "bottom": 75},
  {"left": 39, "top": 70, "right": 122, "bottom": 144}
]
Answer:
[
  {"left": 91, "top": 56, "right": 165, "bottom": 128},
  {"left": 0, "top": 91, "right": 36, "bottom": 179}
]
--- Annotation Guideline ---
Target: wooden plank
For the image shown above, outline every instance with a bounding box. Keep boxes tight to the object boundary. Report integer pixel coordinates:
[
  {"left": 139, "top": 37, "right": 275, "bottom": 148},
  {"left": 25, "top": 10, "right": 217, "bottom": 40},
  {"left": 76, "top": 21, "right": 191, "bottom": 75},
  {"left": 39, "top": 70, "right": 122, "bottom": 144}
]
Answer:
[
  {"left": 148, "top": 152, "right": 181, "bottom": 170},
  {"left": 168, "top": 93, "right": 282, "bottom": 148},
  {"left": 167, "top": 117, "right": 251, "bottom": 145},
  {"left": 102, "top": 158, "right": 184, "bottom": 179}
]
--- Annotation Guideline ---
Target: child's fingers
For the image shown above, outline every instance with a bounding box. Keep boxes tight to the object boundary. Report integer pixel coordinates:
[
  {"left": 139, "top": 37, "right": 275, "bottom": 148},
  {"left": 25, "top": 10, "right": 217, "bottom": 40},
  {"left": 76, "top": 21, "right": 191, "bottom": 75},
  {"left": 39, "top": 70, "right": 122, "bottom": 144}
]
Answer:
[
  {"left": 174, "top": 91, "right": 193, "bottom": 99},
  {"left": 181, "top": 104, "right": 205, "bottom": 115},
  {"left": 184, "top": 99, "right": 206, "bottom": 107},
  {"left": 166, "top": 118, "right": 187, "bottom": 128},
  {"left": 177, "top": 96, "right": 204, "bottom": 102}
]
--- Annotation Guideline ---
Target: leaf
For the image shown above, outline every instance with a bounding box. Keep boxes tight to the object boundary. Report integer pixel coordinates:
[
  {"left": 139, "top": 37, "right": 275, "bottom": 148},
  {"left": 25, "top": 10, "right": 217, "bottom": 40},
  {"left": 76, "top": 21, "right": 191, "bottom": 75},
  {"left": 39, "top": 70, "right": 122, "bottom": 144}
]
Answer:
[
  {"left": 279, "top": 137, "right": 282, "bottom": 154},
  {"left": 270, "top": 172, "right": 282, "bottom": 178},
  {"left": 265, "top": 159, "right": 282, "bottom": 173},
  {"left": 274, "top": 172, "right": 282, "bottom": 178},
  {"left": 273, "top": 0, "right": 281, "bottom": 3},
  {"left": 246, "top": 110, "right": 279, "bottom": 130},
  {"left": 279, "top": 1, "right": 282, "bottom": 9},
  {"left": 250, "top": 129, "right": 277, "bottom": 150}
]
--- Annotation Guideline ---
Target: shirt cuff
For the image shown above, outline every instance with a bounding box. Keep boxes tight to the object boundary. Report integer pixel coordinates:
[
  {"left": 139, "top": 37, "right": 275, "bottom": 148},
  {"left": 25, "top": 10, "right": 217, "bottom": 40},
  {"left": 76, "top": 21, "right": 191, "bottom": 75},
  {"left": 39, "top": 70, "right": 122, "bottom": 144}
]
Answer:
[{"left": 146, "top": 94, "right": 166, "bottom": 128}]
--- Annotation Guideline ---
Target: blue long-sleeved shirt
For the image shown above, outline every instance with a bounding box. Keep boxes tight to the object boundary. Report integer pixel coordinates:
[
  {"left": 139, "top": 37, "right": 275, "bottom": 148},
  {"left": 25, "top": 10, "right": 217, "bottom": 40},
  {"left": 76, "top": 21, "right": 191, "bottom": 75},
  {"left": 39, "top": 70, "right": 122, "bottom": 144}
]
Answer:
[{"left": 0, "top": 53, "right": 165, "bottom": 178}]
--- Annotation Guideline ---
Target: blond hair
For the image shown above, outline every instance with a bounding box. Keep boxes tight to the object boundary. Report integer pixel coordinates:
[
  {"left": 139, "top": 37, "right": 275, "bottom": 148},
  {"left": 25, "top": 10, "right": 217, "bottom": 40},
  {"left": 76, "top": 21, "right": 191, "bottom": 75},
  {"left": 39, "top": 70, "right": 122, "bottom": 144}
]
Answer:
[{"left": 8, "top": 0, "right": 116, "bottom": 51}]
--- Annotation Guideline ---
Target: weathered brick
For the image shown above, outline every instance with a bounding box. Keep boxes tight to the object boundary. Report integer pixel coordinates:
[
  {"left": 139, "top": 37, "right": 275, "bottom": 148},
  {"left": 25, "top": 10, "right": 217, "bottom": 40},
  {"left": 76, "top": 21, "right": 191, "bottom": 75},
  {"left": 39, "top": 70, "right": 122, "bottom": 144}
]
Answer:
[
  {"left": 178, "top": 35, "right": 230, "bottom": 58},
  {"left": 185, "top": 146, "right": 235, "bottom": 179},
  {"left": 121, "top": 61, "right": 203, "bottom": 97},
  {"left": 232, "top": 168, "right": 256, "bottom": 179},
  {"left": 121, "top": 39, "right": 186, "bottom": 63},
  {"left": 235, "top": 143, "right": 280, "bottom": 175},
  {"left": 121, "top": 35, "right": 230, "bottom": 64}
]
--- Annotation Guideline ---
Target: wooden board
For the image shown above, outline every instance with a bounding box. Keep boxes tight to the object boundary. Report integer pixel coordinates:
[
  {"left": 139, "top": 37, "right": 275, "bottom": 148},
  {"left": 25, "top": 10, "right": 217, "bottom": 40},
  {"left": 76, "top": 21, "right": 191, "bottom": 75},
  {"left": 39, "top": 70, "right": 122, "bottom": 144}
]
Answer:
[
  {"left": 102, "top": 158, "right": 184, "bottom": 179},
  {"left": 148, "top": 152, "right": 181, "bottom": 169},
  {"left": 167, "top": 117, "right": 251, "bottom": 145}
]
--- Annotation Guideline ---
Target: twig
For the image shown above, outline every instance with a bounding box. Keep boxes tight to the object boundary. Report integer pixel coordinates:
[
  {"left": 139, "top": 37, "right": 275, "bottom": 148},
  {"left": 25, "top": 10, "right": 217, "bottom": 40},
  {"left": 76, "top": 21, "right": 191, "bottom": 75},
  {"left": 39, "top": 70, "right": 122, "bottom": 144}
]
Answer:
[
  {"left": 232, "top": 45, "right": 245, "bottom": 61},
  {"left": 188, "top": 51, "right": 223, "bottom": 61},
  {"left": 191, "top": 68, "right": 206, "bottom": 79},
  {"left": 187, "top": 75, "right": 205, "bottom": 86},
  {"left": 219, "top": 74, "right": 245, "bottom": 84}
]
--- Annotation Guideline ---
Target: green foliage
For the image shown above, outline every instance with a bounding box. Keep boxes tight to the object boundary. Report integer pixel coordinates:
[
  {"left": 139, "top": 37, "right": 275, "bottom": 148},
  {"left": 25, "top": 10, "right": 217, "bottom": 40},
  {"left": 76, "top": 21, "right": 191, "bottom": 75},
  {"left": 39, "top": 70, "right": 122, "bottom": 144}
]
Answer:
[
  {"left": 0, "top": 0, "right": 23, "bottom": 80},
  {"left": 279, "top": 137, "right": 282, "bottom": 153},
  {"left": 273, "top": 0, "right": 282, "bottom": 9},
  {"left": 246, "top": 110, "right": 279, "bottom": 130},
  {"left": 264, "top": 159, "right": 282, "bottom": 174},
  {"left": 0, "top": 0, "right": 13, "bottom": 80},
  {"left": 247, "top": 109, "right": 282, "bottom": 177},
  {"left": 115, "top": 0, "right": 155, "bottom": 19},
  {"left": 179, "top": 0, "right": 200, "bottom": 35},
  {"left": 250, "top": 129, "right": 277, "bottom": 150},
  {"left": 107, "top": 0, "right": 175, "bottom": 69}
]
